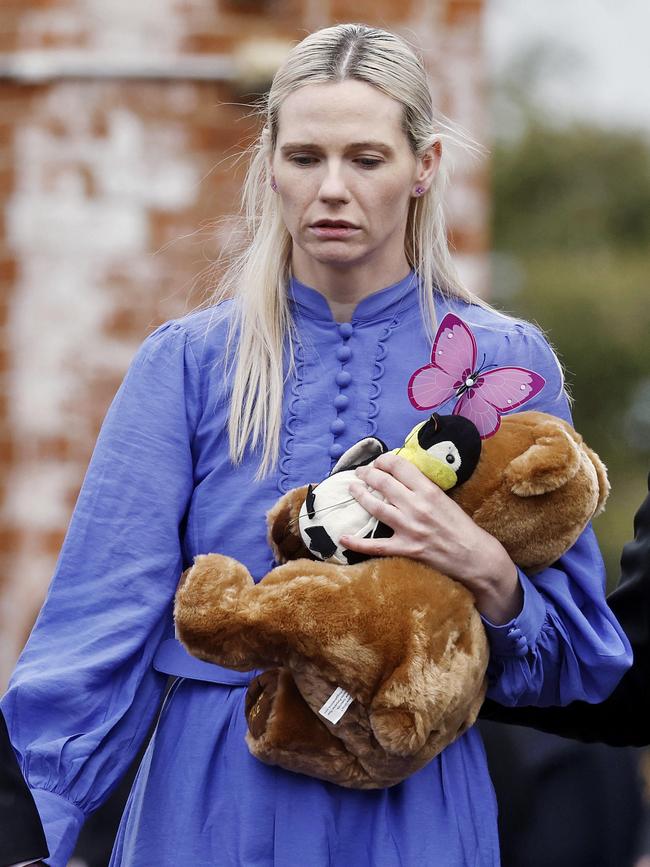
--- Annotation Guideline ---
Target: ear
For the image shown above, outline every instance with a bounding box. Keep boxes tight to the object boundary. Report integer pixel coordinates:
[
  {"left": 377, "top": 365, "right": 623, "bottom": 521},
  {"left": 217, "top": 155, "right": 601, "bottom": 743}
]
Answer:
[
  {"left": 505, "top": 424, "right": 583, "bottom": 496},
  {"left": 267, "top": 485, "right": 313, "bottom": 563},
  {"left": 413, "top": 140, "right": 442, "bottom": 195}
]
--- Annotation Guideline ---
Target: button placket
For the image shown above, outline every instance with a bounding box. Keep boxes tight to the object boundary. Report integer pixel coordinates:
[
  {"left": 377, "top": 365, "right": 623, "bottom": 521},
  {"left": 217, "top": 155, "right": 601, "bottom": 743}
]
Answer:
[{"left": 329, "top": 323, "right": 354, "bottom": 460}]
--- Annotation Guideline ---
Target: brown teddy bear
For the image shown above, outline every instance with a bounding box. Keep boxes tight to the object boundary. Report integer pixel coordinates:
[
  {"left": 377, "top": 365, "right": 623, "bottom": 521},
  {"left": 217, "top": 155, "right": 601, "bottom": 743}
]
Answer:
[{"left": 174, "top": 410, "right": 608, "bottom": 789}]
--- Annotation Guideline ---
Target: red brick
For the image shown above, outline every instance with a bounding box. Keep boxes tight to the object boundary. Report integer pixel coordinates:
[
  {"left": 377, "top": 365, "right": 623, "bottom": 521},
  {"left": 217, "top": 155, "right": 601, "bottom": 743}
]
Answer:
[
  {"left": 328, "top": 0, "right": 408, "bottom": 24},
  {"left": 0, "top": 0, "right": 70, "bottom": 9},
  {"left": 103, "top": 306, "right": 148, "bottom": 341},
  {"left": 0, "top": 127, "right": 14, "bottom": 152},
  {"left": 220, "top": 0, "right": 302, "bottom": 24},
  {"left": 0, "top": 435, "right": 15, "bottom": 466},
  {"left": 0, "top": 258, "right": 18, "bottom": 285},
  {"left": 34, "top": 436, "right": 72, "bottom": 461},
  {"left": 39, "top": 529, "right": 67, "bottom": 556},
  {"left": 180, "top": 32, "right": 237, "bottom": 55},
  {"left": 0, "top": 298, "right": 10, "bottom": 330},
  {"left": 447, "top": 225, "right": 489, "bottom": 255},
  {"left": 0, "top": 89, "right": 42, "bottom": 124},
  {"left": 444, "top": 0, "right": 483, "bottom": 26},
  {"left": 0, "top": 31, "right": 20, "bottom": 53},
  {"left": 0, "top": 527, "right": 22, "bottom": 555},
  {"left": 38, "top": 30, "right": 88, "bottom": 50}
]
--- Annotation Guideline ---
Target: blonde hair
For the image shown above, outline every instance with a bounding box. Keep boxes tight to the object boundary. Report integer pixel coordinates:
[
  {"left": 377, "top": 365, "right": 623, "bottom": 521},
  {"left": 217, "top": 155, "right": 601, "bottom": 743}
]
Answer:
[{"left": 210, "top": 23, "right": 491, "bottom": 477}]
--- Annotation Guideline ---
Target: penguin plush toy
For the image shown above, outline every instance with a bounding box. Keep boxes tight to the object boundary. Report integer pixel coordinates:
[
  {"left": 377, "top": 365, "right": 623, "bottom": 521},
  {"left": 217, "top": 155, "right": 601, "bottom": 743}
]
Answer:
[{"left": 299, "top": 414, "right": 482, "bottom": 565}]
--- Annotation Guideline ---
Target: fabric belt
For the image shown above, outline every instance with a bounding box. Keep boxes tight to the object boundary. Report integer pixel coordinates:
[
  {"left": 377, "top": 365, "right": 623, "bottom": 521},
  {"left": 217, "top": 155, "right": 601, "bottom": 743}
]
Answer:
[{"left": 153, "top": 638, "right": 258, "bottom": 687}]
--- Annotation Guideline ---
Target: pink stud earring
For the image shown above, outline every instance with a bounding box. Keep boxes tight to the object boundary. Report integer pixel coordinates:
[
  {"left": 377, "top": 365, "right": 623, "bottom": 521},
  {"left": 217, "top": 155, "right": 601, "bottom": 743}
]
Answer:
[
  {"left": 415, "top": 186, "right": 425, "bottom": 196},
  {"left": 271, "top": 179, "right": 278, "bottom": 192}
]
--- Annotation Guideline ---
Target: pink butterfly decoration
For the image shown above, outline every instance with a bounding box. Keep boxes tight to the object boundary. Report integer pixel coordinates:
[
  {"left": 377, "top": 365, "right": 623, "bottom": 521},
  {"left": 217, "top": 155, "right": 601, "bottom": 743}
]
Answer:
[{"left": 407, "top": 313, "right": 546, "bottom": 438}]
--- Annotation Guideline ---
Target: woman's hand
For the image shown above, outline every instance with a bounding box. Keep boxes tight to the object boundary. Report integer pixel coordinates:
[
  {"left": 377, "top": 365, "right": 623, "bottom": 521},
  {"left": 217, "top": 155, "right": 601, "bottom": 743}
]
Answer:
[{"left": 340, "top": 452, "right": 523, "bottom": 625}]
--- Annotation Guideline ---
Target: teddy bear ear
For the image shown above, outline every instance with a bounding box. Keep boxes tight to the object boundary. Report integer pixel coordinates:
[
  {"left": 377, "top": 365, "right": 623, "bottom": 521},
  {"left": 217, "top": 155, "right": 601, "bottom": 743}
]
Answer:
[
  {"left": 505, "top": 423, "right": 583, "bottom": 496},
  {"left": 583, "top": 444, "right": 610, "bottom": 517},
  {"left": 266, "top": 485, "right": 313, "bottom": 563}
]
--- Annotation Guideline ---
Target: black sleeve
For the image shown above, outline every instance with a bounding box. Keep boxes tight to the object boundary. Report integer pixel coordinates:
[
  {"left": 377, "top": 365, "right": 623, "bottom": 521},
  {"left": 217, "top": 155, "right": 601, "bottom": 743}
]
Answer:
[
  {"left": 0, "top": 709, "right": 49, "bottom": 865},
  {"left": 480, "top": 473, "right": 650, "bottom": 747}
]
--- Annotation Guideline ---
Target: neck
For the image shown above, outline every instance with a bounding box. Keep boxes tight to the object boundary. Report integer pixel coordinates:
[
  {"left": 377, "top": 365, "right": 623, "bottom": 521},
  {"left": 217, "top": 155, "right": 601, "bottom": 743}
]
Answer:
[{"left": 290, "top": 253, "right": 412, "bottom": 323}]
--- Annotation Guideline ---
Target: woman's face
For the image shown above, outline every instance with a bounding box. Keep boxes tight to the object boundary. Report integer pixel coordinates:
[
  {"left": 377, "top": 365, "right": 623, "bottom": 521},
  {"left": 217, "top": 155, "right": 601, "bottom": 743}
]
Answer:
[{"left": 271, "top": 79, "right": 439, "bottom": 282}]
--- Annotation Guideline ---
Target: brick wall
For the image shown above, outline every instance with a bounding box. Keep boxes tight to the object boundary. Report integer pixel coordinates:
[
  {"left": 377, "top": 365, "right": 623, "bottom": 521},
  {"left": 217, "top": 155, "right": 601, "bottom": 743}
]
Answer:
[{"left": 0, "top": 0, "right": 487, "bottom": 686}]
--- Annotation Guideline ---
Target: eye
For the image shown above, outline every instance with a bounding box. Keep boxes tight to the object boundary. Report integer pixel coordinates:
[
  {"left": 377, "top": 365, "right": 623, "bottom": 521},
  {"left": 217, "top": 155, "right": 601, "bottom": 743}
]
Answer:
[
  {"left": 426, "top": 440, "right": 461, "bottom": 471},
  {"left": 355, "top": 158, "right": 382, "bottom": 169},
  {"left": 289, "top": 155, "right": 318, "bottom": 166}
]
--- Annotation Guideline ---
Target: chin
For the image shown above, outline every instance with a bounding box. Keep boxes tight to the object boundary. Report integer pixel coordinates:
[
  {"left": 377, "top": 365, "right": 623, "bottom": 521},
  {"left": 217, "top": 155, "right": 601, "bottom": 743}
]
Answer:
[{"left": 302, "top": 242, "right": 370, "bottom": 269}]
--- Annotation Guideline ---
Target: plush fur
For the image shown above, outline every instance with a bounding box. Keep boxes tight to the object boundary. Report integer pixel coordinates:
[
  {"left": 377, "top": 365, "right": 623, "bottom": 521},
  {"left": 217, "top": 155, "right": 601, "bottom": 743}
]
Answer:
[{"left": 174, "top": 411, "right": 609, "bottom": 788}]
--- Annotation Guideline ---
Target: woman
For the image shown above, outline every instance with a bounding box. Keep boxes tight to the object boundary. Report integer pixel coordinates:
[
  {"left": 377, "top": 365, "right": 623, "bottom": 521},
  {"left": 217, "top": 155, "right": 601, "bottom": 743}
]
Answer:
[{"left": 1, "top": 24, "right": 631, "bottom": 867}]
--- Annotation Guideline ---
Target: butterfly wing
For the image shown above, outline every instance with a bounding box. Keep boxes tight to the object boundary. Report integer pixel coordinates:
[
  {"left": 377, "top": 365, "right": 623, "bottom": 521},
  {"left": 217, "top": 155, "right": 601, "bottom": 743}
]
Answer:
[
  {"left": 455, "top": 367, "right": 546, "bottom": 438},
  {"left": 453, "top": 391, "right": 503, "bottom": 438},
  {"left": 431, "top": 313, "right": 477, "bottom": 375},
  {"left": 407, "top": 313, "right": 478, "bottom": 410},
  {"left": 407, "top": 364, "right": 458, "bottom": 410},
  {"left": 476, "top": 367, "right": 546, "bottom": 412}
]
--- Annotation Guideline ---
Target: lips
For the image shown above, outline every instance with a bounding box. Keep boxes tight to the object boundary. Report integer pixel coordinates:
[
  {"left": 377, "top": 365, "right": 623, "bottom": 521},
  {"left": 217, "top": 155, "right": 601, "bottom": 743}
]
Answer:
[{"left": 311, "top": 220, "right": 358, "bottom": 229}]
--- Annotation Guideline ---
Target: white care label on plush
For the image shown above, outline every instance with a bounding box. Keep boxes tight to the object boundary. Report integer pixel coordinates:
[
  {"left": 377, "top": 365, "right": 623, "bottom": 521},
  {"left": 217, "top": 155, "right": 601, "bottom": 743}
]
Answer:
[{"left": 318, "top": 686, "right": 354, "bottom": 724}]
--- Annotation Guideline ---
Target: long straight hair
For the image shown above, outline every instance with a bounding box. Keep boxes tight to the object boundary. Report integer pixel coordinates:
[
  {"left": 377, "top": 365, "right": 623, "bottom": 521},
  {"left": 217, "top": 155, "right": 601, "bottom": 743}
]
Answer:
[{"left": 209, "top": 23, "right": 493, "bottom": 477}]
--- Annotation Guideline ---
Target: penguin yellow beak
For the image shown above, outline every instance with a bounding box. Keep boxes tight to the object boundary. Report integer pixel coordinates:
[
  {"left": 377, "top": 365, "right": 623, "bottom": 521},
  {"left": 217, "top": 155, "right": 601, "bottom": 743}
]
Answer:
[{"left": 388, "top": 444, "right": 458, "bottom": 491}]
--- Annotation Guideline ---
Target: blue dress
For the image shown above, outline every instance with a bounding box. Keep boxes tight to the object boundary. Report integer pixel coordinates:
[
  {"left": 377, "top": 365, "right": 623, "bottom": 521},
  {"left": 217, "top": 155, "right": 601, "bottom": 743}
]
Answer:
[{"left": 1, "top": 272, "right": 631, "bottom": 866}]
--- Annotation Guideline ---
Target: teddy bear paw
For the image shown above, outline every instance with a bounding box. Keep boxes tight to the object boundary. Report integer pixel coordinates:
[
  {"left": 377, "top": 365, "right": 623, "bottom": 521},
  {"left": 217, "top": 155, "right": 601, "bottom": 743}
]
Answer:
[
  {"left": 369, "top": 706, "right": 429, "bottom": 757},
  {"left": 174, "top": 553, "right": 256, "bottom": 666}
]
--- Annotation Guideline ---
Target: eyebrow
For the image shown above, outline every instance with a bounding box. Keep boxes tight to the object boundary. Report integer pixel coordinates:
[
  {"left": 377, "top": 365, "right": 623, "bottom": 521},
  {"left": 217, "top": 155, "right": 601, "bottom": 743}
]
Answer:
[{"left": 279, "top": 140, "right": 395, "bottom": 156}]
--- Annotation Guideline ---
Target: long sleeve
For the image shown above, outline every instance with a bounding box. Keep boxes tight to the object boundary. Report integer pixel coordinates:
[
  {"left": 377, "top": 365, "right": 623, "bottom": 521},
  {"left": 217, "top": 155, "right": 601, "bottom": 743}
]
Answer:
[
  {"left": 479, "top": 323, "right": 632, "bottom": 707},
  {"left": 481, "top": 473, "right": 650, "bottom": 744},
  {"left": 0, "top": 321, "right": 201, "bottom": 866}
]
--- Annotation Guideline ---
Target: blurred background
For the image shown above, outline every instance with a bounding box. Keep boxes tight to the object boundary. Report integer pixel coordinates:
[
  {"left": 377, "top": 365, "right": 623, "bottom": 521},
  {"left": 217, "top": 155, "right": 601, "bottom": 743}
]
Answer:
[{"left": 0, "top": 0, "right": 648, "bottom": 864}]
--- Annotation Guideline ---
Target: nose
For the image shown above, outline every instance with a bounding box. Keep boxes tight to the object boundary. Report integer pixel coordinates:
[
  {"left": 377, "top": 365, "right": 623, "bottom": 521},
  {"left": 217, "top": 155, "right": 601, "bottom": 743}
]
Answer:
[{"left": 318, "top": 160, "right": 350, "bottom": 203}]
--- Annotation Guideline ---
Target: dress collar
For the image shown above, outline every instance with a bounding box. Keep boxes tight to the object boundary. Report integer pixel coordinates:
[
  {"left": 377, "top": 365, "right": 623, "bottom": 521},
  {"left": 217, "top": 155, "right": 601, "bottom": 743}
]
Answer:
[{"left": 288, "top": 270, "right": 419, "bottom": 323}]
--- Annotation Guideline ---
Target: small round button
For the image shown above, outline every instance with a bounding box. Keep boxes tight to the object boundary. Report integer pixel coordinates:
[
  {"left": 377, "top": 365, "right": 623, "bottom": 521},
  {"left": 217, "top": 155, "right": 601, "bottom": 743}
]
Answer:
[
  {"left": 330, "top": 418, "right": 346, "bottom": 434},
  {"left": 338, "top": 322, "right": 353, "bottom": 339},
  {"left": 336, "top": 345, "right": 352, "bottom": 362},
  {"left": 334, "top": 394, "right": 349, "bottom": 410},
  {"left": 329, "top": 443, "right": 344, "bottom": 459},
  {"left": 335, "top": 370, "right": 352, "bottom": 387}
]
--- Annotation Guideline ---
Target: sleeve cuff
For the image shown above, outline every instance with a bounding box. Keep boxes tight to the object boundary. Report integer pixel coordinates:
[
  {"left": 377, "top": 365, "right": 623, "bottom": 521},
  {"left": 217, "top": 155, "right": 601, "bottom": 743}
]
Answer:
[
  {"left": 480, "top": 568, "right": 547, "bottom": 657},
  {"left": 30, "top": 789, "right": 85, "bottom": 867}
]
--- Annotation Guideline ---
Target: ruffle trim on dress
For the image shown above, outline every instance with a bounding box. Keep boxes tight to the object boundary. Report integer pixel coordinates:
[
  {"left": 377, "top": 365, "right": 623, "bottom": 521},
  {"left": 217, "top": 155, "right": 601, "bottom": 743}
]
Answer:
[
  {"left": 278, "top": 338, "right": 306, "bottom": 493},
  {"left": 367, "top": 313, "right": 404, "bottom": 437}
]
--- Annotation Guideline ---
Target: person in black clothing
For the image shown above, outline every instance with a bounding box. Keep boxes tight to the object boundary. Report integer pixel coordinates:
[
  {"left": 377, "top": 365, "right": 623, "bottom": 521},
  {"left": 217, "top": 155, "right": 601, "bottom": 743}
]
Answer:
[
  {"left": 478, "top": 719, "right": 644, "bottom": 867},
  {"left": 482, "top": 472, "right": 650, "bottom": 744},
  {"left": 0, "top": 710, "right": 48, "bottom": 866}
]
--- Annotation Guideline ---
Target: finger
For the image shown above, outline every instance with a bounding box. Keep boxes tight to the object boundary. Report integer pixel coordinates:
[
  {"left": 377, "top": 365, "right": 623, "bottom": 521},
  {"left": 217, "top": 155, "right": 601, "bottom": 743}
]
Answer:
[
  {"left": 338, "top": 531, "right": 396, "bottom": 558},
  {"left": 354, "top": 463, "right": 412, "bottom": 509},
  {"left": 347, "top": 481, "right": 406, "bottom": 531}
]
